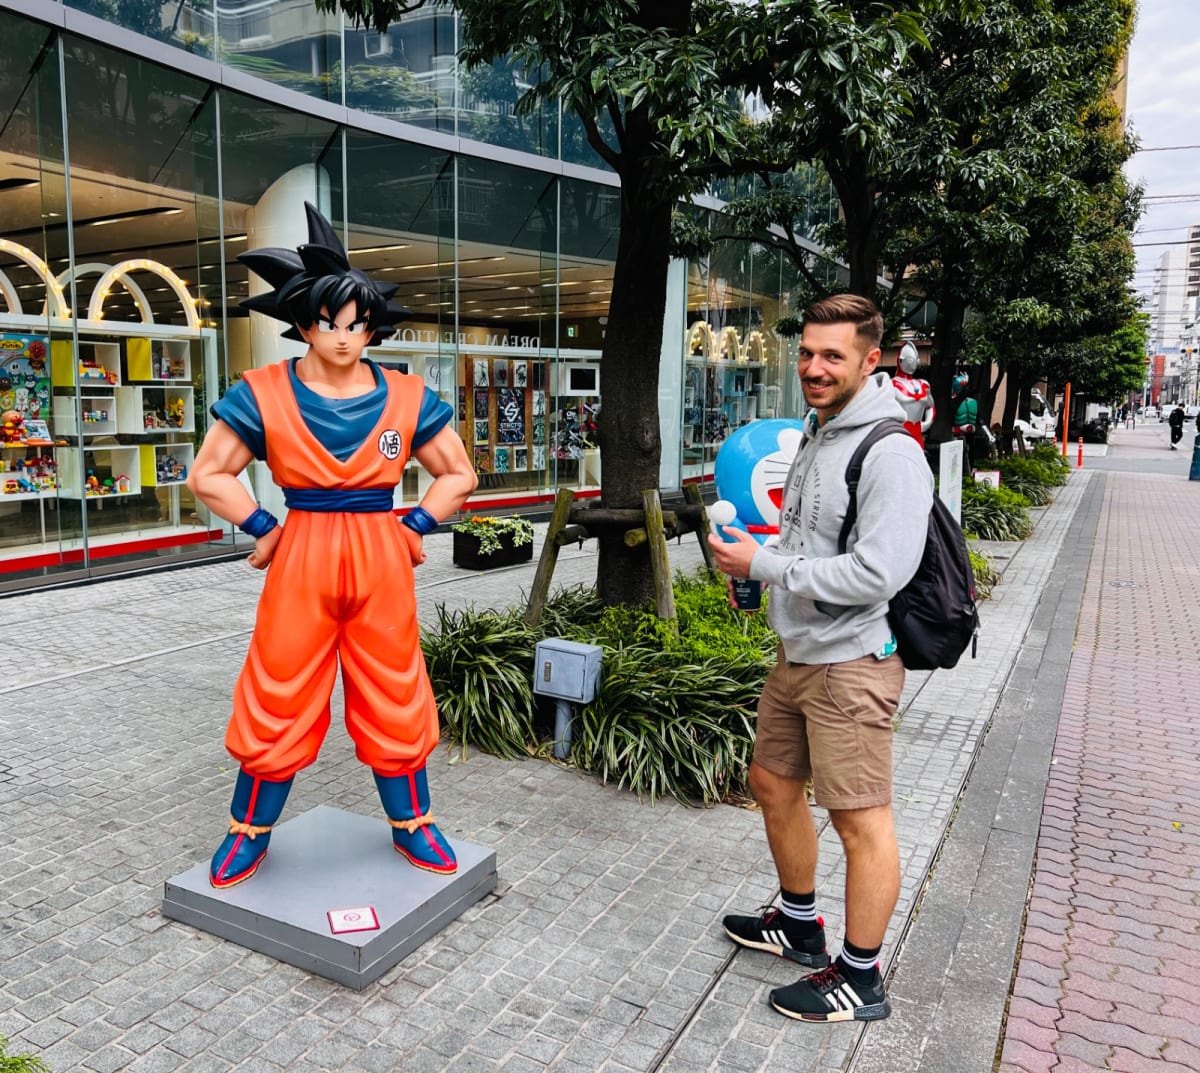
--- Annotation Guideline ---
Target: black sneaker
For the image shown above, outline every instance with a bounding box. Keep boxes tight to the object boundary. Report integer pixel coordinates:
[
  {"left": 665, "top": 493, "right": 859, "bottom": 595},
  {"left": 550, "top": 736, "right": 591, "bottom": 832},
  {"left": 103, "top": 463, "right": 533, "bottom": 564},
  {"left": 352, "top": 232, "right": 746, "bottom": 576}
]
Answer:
[
  {"left": 722, "top": 905, "right": 830, "bottom": 968},
  {"left": 770, "top": 962, "right": 891, "bottom": 1023}
]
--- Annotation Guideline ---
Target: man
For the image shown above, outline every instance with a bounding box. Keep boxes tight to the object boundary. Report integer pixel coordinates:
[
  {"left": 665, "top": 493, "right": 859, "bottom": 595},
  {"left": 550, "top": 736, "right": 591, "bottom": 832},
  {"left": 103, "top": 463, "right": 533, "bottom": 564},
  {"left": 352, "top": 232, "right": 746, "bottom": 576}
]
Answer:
[
  {"left": 709, "top": 294, "right": 932, "bottom": 1023},
  {"left": 890, "top": 341, "right": 934, "bottom": 448},
  {"left": 188, "top": 203, "right": 477, "bottom": 888},
  {"left": 1168, "top": 403, "right": 1185, "bottom": 449}
]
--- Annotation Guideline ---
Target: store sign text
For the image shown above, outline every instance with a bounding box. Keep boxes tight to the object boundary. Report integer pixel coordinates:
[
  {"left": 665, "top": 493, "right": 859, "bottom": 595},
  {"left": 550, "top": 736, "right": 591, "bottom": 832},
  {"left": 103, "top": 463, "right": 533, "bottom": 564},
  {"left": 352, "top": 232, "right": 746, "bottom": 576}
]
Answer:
[{"left": 397, "top": 328, "right": 541, "bottom": 349}]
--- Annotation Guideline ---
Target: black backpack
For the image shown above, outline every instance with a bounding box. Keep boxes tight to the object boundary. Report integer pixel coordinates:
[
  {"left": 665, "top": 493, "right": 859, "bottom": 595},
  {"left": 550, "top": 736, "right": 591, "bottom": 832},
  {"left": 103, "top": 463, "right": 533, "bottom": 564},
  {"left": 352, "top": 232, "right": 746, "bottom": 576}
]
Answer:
[{"left": 837, "top": 420, "right": 979, "bottom": 671}]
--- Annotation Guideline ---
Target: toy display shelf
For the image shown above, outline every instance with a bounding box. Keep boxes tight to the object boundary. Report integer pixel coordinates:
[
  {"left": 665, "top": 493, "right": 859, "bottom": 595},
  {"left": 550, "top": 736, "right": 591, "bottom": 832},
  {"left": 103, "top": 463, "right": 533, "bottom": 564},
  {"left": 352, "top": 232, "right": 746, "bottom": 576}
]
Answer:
[
  {"left": 138, "top": 443, "right": 194, "bottom": 487},
  {"left": 127, "top": 338, "right": 192, "bottom": 382},
  {"left": 50, "top": 340, "right": 121, "bottom": 388},
  {"left": 115, "top": 385, "right": 195, "bottom": 435},
  {"left": 0, "top": 486, "right": 57, "bottom": 502},
  {"left": 55, "top": 445, "right": 142, "bottom": 499},
  {"left": 0, "top": 443, "right": 60, "bottom": 501},
  {"left": 51, "top": 395, "right": 118, "bottom": 437}
]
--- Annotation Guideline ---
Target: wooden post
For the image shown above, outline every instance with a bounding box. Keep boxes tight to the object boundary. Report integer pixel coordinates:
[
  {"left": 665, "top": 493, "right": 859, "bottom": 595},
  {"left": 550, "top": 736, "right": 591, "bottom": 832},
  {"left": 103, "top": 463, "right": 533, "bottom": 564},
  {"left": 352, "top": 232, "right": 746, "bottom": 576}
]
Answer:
[
  {"left": 1013, "top": 426, "right": 1028, "bottom": 457},
  {"left": 682, "top": 481, "right": 718, "bottom": 572},
  {"left": 523, "top": 487, "right": 575, "bottom": 627},
  {"left": 642, "top": 488, "right": 677, "bottom": 630}
]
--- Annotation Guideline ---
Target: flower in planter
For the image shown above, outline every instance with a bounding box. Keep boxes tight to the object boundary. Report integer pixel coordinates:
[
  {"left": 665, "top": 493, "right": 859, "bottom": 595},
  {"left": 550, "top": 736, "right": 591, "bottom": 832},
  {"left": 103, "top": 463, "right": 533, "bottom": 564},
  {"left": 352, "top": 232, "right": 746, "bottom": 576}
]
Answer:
[{"left": 451, "top": 514, "right": 535, "bottom": 556}]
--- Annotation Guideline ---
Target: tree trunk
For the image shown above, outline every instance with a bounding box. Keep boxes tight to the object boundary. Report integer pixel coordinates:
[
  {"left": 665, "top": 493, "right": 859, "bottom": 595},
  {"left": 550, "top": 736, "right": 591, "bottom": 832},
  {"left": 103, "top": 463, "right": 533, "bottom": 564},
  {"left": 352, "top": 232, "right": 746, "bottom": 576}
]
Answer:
[
  {"left": 927, "top": 285, "right": 967, "bottom": 445},
  {"left": 592, "top": 173, "right": 672, "bottom": 608}
]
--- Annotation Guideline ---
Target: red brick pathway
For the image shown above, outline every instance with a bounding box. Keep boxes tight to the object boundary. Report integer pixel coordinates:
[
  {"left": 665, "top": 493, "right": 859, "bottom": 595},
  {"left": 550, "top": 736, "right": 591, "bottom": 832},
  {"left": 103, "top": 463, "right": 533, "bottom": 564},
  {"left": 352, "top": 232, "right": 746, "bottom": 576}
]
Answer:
[{"left": 1000, "top": 472, "right": 1200, "bottom": 1073}]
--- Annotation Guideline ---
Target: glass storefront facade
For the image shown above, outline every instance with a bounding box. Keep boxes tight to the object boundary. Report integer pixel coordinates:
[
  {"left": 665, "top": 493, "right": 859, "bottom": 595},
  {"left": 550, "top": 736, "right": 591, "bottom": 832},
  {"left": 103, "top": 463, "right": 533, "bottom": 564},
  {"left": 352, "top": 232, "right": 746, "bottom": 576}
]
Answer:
[{"left": 0, "top": 1, "right": 833, "bottom": 591}]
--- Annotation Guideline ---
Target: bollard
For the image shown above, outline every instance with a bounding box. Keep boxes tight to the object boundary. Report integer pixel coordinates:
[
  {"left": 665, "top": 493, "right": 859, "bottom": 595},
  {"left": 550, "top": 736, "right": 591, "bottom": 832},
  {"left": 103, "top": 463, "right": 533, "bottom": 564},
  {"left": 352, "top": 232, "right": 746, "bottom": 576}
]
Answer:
[
  {"left": 1191, "top": 433, "right": 1200, "bottom": 481},
  {"left": 1077, "top": 437, "right": 1083, "bottom": 469}
]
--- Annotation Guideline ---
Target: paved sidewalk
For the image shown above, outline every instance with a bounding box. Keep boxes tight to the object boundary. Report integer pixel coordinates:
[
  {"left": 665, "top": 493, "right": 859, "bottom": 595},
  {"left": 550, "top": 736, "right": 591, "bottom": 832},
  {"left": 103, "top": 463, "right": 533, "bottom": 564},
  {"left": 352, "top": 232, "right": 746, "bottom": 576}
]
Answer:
[
  {"left": 0, "top": 465, "right": 1136, "bottom": 1073},
  {"left": 997, "top": 469, "right": 1200, "bottom": 1073}
]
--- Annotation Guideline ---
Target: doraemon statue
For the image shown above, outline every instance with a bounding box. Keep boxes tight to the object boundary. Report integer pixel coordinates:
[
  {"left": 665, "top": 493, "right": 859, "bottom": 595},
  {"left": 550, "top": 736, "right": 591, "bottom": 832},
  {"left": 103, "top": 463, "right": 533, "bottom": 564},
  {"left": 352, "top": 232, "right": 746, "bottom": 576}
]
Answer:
[{"left": 713, "top": 418, "right": 805, "bottom": 543}]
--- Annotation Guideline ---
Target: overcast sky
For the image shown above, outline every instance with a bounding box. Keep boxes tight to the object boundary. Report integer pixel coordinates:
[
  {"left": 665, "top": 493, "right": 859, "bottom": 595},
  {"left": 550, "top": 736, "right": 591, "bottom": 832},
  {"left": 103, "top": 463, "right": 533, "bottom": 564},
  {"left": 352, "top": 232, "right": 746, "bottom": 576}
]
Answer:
[{"left": 1124, "top": 0, "right": 1200, "bottom": 303}]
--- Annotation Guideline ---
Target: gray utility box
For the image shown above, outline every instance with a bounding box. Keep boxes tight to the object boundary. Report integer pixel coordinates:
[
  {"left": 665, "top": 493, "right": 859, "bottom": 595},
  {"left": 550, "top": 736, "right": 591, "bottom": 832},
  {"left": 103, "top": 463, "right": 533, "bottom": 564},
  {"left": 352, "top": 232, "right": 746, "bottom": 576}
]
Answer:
[
  {"left": 533, "top": 638, "right": 603, "bottom": 759},
  {"left": 534, "top": 638, "right": 603, "bottom": 703}
]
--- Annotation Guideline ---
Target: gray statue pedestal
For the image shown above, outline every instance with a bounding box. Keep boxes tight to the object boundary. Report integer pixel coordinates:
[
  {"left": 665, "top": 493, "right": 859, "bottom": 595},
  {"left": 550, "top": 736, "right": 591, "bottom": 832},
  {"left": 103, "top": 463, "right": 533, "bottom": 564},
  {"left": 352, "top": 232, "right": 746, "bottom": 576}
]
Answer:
[{"left": 162, "top": 805, "right": 496, "bottom": 990}]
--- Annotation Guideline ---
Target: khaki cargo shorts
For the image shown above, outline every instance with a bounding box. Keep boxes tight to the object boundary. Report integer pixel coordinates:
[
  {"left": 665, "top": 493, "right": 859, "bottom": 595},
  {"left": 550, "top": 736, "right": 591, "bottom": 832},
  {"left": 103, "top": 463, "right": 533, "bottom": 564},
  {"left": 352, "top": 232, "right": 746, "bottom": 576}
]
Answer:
[{"left": 753, "top": 647, "right": 905, "bottom": 810}]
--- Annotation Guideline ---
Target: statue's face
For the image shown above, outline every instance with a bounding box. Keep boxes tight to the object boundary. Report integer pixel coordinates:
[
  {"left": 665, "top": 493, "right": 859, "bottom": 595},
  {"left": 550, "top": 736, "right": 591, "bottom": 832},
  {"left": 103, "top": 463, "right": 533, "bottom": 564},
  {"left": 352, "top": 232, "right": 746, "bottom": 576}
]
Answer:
[
  {"left": 296, "top": 302, "right": 372, "bottom": 367},
  {"left": 898, "top": 343, "right": 919, "bottom": 375}
]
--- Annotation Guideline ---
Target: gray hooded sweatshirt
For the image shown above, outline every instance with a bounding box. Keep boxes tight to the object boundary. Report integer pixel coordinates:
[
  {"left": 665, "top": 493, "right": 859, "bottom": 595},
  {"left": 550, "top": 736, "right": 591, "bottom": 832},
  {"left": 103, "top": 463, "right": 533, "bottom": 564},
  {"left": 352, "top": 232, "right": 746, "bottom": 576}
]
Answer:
[{"left": 749, "top": 371, "right": 934, "bottom": 666}]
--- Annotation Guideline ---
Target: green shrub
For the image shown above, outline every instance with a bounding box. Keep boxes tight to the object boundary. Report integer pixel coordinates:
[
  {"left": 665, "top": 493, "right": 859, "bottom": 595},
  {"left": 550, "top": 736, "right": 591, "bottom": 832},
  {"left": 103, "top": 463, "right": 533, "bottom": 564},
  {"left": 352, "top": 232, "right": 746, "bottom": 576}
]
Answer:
[
  {"left": 969, "top": 547, "right": 1001, "bottom": 600},
  {"left": 421, "top": 604, "right": 538, "bottom": 760},
  {"left": 961, "top": 482, "right": 1033, "bottom": 540},
  {"left": 1029, "top": 444, "right": 1070, "bottom": 482},
  {"left": 574, "top": 645, "right": 759, "bottom": 804},
  {"left": 993, "top": 456, "right": 1056, "bottom": 506},
  {"left": 0, "top": 1036, "right": 50, "bottom": 1073},
  {"left": 423, "top": 570, "right": 773, "bottom": 803}
]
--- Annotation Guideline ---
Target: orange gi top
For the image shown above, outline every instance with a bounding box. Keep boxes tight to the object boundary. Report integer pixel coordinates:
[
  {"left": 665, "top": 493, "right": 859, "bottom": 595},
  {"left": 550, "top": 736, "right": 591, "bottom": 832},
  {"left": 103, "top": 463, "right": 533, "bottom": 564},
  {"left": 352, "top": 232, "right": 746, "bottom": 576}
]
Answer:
[{"left": 225, "top": 361, "right": 439, "bottom": 782}]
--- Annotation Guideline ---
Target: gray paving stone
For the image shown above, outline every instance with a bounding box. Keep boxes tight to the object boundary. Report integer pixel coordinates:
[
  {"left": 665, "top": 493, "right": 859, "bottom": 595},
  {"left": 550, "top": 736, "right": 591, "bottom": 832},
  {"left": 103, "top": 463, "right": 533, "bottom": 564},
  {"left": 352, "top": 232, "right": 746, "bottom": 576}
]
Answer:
[{"left": 0, "top": 486, "right": 1114, "bottom": 1073}]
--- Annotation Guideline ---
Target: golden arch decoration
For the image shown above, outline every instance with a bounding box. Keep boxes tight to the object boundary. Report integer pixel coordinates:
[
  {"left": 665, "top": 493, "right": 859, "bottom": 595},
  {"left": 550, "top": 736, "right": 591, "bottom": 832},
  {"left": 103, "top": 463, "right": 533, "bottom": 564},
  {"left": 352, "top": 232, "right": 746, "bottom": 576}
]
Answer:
[
  {"left": 60, "top": 263, "right": 155, "bottom": 324},
  {"left": 687, "top": 320, "right": 713, "bottom": 358},
  {"left": 686, "top": 321, "right": 768, "bottom": 364},
  {"left": 87, "top": 258, "right": 199, "bottom": 329},
  {"left": 0, "top": 237, "right": 70, "bottom": 319}
]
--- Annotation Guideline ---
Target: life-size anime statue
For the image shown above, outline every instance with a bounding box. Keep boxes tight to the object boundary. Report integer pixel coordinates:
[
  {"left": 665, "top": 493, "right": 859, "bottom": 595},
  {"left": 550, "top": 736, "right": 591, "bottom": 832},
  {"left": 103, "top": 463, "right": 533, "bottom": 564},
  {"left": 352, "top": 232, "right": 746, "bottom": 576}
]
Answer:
[
  {"left": 891, "top": 342, "right": 934, "bottom": 448},
  {"left": 188, "top": 203, "right": 477, "bottom": 889}
]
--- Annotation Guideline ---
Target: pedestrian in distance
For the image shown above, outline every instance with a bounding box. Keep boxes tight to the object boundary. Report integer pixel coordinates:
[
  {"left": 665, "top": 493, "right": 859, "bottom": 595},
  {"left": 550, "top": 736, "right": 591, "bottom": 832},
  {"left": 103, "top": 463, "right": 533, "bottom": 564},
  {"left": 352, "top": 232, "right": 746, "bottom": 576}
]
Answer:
[
  {"left": 187, "top": 203, "right": 478, "bottom": 889},
  {"left": 1168, "top": 403, "right": 1186, "bottom": 450},
  {"left": 708, "top": 294, "right": 933, "bottom": 1024}
]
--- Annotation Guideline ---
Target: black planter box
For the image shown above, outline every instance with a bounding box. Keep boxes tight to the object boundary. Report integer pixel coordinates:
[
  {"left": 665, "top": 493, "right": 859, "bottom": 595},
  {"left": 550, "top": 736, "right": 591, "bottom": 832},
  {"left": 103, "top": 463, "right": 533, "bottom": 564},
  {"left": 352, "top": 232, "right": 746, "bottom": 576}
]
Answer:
[{"left": 452, "top": 529, "right": 534, "bottom": 570}]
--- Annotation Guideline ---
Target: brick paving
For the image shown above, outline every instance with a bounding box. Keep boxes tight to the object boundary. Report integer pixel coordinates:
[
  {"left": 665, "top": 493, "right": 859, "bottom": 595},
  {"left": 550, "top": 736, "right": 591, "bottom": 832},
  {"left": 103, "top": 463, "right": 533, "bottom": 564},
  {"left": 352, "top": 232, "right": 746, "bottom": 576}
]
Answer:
[
  {"left": 1, "top": 451, "right": 1185, "bottom": 1073},
  {"left": 997, "top": 466, "right": 1200, "bottom": 1073}
]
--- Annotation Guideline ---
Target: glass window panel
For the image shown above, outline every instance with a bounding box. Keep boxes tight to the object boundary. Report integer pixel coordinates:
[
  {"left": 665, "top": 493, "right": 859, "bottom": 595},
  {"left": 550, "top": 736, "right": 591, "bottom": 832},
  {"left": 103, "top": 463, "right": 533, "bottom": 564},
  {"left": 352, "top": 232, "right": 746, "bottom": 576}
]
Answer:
[
  {"left": 53, "top": 35, "right": 221, "bottom": 573},
  {"left": 217, "top": 0, "right": 340, "bottom": 105},
  {"left": 0, "top": 11, "right": 75, "bottom": 585},
  {"left": 455, "top": 157, "right": 560, "bottom": 495},
  {"left": 458, "top": 57, "right": 557, "bottom": 157},
  {"left": 345, "top": 5, "right": 456, "bottom": 131},
  {"left": 64, "top": 0, "right": 175, "bottom": 42}
]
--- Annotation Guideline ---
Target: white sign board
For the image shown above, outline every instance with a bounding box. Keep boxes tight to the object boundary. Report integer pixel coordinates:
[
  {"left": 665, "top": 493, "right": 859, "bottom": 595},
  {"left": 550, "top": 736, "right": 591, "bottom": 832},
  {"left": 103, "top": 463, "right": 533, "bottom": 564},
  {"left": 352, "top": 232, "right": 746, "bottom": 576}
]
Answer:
[{"left": 939, "top": 439, "right": 964, "bottom": 524}]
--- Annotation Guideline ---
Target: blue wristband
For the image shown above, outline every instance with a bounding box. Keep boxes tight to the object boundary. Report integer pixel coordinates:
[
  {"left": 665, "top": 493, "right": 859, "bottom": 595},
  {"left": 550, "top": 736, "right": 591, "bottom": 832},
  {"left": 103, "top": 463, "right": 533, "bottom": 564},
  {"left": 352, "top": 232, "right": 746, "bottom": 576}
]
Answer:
[
  {"left": 239, "top": 508, "right": 279, "bottom": 538},
  {"left": 401, "top": 506, "right": 439, "bottom": 535}
]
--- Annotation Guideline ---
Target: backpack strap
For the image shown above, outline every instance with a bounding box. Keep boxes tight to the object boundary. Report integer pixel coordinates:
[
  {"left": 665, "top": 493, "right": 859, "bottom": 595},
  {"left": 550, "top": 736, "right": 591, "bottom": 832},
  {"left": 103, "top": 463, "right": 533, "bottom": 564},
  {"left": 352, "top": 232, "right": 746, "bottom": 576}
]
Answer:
[{"left": 837, "top": 419, "right": 912, "bottom": 554}]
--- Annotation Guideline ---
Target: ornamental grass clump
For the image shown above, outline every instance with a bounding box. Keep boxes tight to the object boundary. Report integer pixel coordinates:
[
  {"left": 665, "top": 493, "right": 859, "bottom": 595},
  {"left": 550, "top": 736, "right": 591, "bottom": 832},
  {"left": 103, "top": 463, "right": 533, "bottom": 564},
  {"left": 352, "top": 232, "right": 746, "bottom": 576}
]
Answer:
[
  {"left": 450, "top": 514, "right": 534, "bottom": 555},
  {"left": 1029, "top": 443, "right": 1071, "bottom": 483},
  {"left": 421, "top": 570, "right": 774, "bottom": 805},
  {"left": 0, "top": 1035, "right": 50, "bottom": 1073},
  {"left": 961, "top": 481, "right": 1034, "bottom": 541},
  {"left": 993, "top": 456, "right": 1057, "bottom": 506}
]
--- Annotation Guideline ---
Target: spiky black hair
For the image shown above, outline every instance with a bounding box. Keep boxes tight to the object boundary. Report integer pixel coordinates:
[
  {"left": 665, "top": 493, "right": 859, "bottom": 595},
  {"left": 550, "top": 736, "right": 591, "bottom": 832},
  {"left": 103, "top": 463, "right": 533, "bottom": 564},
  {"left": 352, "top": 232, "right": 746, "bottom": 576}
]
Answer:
[{"left": 237, "top": 202, "right": 411, "bottom": 345}]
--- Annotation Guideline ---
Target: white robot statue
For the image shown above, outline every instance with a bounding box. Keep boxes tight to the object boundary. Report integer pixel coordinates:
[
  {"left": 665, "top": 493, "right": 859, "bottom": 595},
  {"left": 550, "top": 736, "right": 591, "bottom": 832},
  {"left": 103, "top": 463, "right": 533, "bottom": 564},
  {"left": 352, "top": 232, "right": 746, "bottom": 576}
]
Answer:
[{"left": 891, "top": 341, "right": 934, "bottom": 448}]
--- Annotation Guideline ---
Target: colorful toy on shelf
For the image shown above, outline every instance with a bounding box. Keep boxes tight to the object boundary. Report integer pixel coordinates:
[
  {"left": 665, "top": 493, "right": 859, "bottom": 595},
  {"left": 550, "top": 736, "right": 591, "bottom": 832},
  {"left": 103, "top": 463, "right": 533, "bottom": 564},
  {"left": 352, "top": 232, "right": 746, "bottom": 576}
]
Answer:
[
  {"left": 1, "top": 409, "right": 25, "bottom": 445},
  {"left": 79, "top": 358, "right": 118, "bottom": 385},
  {"left": 3, "top": 479, "right": 18, "bottom": 494},
  {"left": 155, "top": 455, "right": 186, "bottom": 484},
  {"left": 16, "top": 477, "right": 36, "bottom": 492},
  {"left": 115, "top": 474, "right": 131, "bottom": 493},
  {"left": 85, "top": 470, "right": 100, "bottom": 495},
  {"left": 166, "top": 396, "right": 186, "bottom": 427}
]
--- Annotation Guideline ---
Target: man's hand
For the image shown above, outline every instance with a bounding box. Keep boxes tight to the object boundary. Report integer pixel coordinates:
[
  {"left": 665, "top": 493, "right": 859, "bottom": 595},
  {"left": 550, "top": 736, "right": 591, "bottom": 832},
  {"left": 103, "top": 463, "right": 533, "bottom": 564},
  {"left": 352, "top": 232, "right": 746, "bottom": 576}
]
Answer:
[
  {"left": 707, "top": 526, "right": 759, "bottom": 578},
  {"left": 247, "top": 525, "right": 282, "bottom": 570}
]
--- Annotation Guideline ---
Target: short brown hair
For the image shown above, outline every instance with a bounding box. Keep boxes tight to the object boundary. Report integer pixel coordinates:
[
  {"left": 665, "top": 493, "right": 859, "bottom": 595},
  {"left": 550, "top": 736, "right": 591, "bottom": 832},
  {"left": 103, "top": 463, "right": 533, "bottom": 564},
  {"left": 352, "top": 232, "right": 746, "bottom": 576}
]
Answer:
[{"left": 802, "top": 295, "right": 884, "bottom": 350}]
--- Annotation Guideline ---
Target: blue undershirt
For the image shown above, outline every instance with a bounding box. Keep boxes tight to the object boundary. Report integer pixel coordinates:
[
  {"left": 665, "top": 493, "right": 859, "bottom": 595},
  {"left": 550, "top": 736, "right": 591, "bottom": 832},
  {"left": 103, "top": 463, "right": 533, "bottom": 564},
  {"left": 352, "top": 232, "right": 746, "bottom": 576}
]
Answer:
[{"left": 212, "top": 358, "right": 452, "bottom": 463}]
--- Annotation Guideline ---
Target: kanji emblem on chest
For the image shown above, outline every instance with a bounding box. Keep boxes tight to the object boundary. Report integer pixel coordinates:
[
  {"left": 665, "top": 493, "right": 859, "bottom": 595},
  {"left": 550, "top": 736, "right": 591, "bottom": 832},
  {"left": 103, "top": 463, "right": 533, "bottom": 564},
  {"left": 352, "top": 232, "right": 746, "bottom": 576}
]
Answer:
[{"left": 377, "top": 428, "right": 403, "bottom": 460}]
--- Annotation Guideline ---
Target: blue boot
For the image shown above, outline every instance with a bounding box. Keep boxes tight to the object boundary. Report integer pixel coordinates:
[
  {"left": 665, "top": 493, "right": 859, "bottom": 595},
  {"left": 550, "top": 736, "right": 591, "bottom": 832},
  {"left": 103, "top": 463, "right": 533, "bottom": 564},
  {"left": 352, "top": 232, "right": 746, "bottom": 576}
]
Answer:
[
  {"left": 209, "top": 770, "right": 294, "bottom": 888},
  {"left": 374, "top": 768, "right": 457, "bottom": 875}
]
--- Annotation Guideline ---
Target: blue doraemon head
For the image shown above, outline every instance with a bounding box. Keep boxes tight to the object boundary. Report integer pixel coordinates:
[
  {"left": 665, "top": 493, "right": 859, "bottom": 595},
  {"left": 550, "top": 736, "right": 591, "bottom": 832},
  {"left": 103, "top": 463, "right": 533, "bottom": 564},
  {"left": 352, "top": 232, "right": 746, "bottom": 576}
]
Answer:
[{"left": 713, "top": 418, "right": 805, "bottom": 543}]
